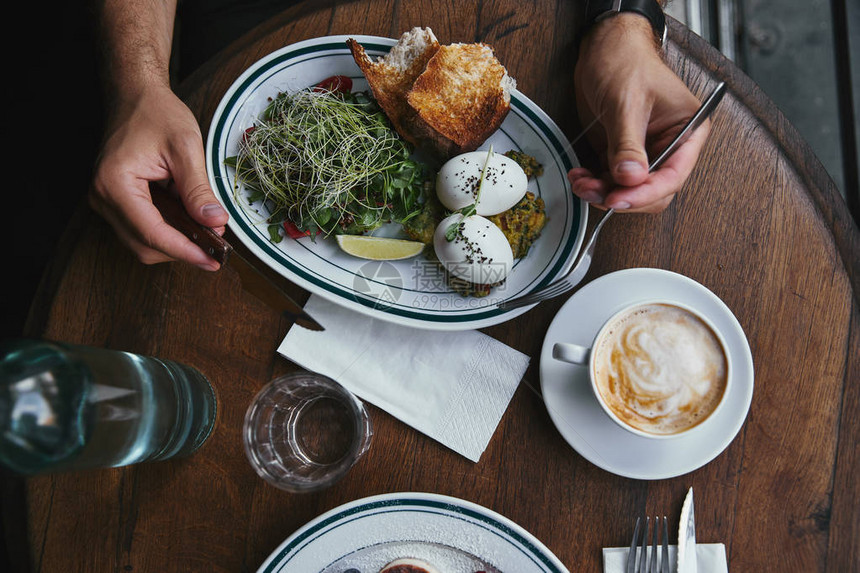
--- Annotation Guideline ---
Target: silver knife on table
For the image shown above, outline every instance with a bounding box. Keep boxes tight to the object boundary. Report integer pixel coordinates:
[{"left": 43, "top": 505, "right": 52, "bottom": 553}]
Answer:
[
  {"left": 678, "top": 487, "right": 697, "bottom": 573},
  {"left": 150, "top": 185, "right": 324, "bottom": 331}
]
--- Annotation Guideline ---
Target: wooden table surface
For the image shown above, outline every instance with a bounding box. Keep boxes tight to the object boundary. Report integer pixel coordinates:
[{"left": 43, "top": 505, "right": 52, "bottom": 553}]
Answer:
[{"left": 6, "top": 1, "right": 859, "bottom": 572}]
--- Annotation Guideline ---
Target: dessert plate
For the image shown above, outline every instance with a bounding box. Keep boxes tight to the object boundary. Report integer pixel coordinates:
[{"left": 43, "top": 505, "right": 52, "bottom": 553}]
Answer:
[
  {"left": 206, "top": 35, "right": 586, "bottom": 330},
  {"left": 256, "top": 492, "right": 569, "bottom": 572},
  {"left": 539, "top": 268, "right": 754, "bottom": 480}
]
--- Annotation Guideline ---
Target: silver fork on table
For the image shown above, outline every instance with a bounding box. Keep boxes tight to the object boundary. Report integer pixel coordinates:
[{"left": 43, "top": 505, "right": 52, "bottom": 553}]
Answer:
[
  {"left": 627, "top": 516, "right": 670, "bottom": 573},
  {"left": 498, "top": 81, "right": 727, "bottom": 311}
]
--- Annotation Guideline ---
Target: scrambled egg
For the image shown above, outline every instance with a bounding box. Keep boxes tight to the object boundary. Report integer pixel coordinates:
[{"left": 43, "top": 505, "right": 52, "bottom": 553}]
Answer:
[
  {"left": 403, "top": 193, "right": 444, "bottom": 244},
  {"left": 488, "top": 192, "right": 547, "bottom": 258},
  {"left": 504, "top": 150, "right": 544, "bottom": 179}
]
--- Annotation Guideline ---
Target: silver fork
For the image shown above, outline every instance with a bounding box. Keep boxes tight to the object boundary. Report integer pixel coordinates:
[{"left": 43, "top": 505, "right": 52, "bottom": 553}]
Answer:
[
  {"left": 498, "top": 81, "right": 727, "bottom": 311},
  {"left": 626, "top": 516, "right": 670, "bottom": 573}
]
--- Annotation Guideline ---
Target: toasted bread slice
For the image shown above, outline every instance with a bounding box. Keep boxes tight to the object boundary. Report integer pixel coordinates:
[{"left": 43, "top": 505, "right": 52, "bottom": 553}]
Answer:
[
  {"left": 346, "top": 28, "right": 440, "bottom": 148},
  {"left": 348, "top": 29, "right": 515, "bottom": 159},
  {"left": 407, "top": 42, "right": 515, "bottom": 155}
]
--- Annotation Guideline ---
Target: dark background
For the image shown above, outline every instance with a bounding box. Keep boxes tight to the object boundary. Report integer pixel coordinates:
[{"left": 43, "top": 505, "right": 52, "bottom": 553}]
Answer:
[
  {"left": 2, "top": 5, "right": 101, "bottom": 564},
  {"left": 4, "top": 3, "right": 103, "bottom": 341}
]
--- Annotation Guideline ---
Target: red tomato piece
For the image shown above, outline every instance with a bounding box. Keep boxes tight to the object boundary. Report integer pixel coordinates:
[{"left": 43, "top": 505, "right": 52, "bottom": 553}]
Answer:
[
  {"left": 314, "top": 75, "right": 353, "bottom": 94},
  {"left": 283, "top": 221, "right": 311, "bottom": 239}
]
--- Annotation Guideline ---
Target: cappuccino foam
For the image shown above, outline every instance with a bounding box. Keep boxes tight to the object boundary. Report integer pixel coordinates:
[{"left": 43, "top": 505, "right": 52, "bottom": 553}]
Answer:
[{"left": 593, "top": 303, "right": 728, "bottom": 435}]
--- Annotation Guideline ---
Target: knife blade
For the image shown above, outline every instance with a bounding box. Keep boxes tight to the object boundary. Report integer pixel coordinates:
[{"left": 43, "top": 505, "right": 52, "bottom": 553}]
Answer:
[
  {"left": 678, "top": 487, "right": 697, "bottom": 573},
  {"left": 150, "top": 185, "right": 324, "bottom": 331}
]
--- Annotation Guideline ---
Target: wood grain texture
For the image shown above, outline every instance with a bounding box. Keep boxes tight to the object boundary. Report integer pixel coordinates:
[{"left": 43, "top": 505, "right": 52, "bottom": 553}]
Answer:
[{"left": 7, "top": 2, "right": 858, "bottom": 572}]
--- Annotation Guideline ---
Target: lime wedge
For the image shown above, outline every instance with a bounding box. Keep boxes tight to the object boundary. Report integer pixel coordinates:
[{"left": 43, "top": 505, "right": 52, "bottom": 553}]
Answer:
[{"left": 336, "top": 235, "right": 426, "bottom": 260}]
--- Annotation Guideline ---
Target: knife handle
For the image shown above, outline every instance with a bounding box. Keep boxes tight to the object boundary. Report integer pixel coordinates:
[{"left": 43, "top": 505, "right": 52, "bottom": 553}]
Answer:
[{"left": 150, "top": 184, "right": 232, "bottom": 266}]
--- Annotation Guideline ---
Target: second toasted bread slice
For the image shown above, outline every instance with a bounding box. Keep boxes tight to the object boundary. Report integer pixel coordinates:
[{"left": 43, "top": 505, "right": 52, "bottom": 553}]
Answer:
[
  {"left": 347, "top": 28, "right": 440, "bottom": 148},
  {"left": 407, "top": 42, "right": 516, "bottom": 154}
]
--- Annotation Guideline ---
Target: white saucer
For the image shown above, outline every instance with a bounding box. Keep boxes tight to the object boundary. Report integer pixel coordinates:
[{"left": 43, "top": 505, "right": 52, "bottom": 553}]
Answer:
[{"left": 539, "top": 268, "right": 754, "bottom": 480}]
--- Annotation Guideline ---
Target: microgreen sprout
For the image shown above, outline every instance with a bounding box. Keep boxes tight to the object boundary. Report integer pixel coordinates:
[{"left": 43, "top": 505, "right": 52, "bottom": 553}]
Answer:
[{"left": 227, "top": 89, "right": 426, "bottom": 238}]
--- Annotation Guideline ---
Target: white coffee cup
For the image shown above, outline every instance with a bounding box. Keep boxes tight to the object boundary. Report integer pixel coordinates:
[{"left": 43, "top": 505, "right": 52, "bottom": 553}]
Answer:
[{"left": 552, "top": 300, "right": 731, "bottom": 439}]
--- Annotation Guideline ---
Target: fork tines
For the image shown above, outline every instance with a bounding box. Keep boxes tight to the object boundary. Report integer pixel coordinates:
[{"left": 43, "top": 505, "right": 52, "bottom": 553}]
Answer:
[{"left": 626, "top": 516, "right": 670, "bottom": 573}]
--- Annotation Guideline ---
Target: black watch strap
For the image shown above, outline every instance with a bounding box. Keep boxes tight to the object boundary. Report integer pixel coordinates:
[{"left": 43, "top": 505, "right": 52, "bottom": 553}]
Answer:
[{"left": 583, "top": 0, "right": 667, "bottom": 47}]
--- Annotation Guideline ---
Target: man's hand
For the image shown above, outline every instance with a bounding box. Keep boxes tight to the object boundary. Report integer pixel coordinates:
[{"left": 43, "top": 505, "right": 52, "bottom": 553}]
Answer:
[
  {"left": 91, "top": 0, "right": 228, "bottom": 270},
  {"left": 571, "top": 13, "right": 710, "bottom": 213},
  {"left": 91, "top": 85, "right": 229, "bottom": 270}
]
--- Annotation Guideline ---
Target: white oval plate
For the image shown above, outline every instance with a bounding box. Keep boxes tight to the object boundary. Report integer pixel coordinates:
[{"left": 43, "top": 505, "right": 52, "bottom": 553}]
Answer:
[
  {"left": 206, "top": 35, "right": 586, "bottom": 330},
  {"left": 256, "top": 492, "right": 569, "bottom": 572},
  {"left": 539, "top": 268, "right": 754, "bottom": 480}
]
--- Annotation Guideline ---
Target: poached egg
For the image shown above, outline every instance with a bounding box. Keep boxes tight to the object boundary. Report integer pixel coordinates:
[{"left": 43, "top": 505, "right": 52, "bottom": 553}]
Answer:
[
  {"left": 435, "top": 150, "right": 528, "bottom": 216},
  {"left": 433, "top": 213, "right": 514, "bottom": 285}
]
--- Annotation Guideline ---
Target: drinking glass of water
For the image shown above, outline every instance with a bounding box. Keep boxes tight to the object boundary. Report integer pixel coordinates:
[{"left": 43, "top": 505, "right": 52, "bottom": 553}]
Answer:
[{"left": 242, "top": 371, "right": 372, "bottom": 493}]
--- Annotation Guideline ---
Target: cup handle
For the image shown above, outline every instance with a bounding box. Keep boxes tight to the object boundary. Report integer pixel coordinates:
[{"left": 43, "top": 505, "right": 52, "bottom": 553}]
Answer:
[{"left": 552, "top": 342, "right": 591, "bottom": 365}]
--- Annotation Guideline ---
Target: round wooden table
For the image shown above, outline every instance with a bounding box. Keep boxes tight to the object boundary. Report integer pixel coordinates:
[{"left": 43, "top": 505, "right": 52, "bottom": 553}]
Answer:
[{"left": 6, "top": 1, "right": 859, "bottom": 571}]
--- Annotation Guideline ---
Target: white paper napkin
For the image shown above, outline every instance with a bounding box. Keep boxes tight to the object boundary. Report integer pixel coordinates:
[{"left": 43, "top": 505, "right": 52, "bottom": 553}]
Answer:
[
  {"left": 603, "top": 543, "right": 728, "bottom": 572},
  {"left": 277, "top": 295, "right": 530, "bottom": 462}
]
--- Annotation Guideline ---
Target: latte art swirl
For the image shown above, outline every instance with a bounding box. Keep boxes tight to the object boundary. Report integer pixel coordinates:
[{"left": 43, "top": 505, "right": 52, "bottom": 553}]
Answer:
[{"left": 593, "top": 304, "right": 728, "bottom": 435}]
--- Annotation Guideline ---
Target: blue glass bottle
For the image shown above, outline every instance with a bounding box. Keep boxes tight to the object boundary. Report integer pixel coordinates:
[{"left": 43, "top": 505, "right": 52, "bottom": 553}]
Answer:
[{"left": 0, "top": 339, "right": 217, "bottom": 475}]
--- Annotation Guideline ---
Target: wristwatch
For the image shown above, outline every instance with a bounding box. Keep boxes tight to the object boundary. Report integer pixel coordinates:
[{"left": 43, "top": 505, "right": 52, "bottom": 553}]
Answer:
[{"left": 583, "top": 0, "right": 667, "bottom": 47}]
